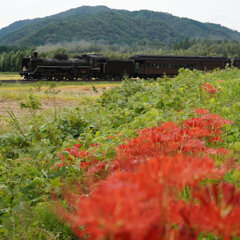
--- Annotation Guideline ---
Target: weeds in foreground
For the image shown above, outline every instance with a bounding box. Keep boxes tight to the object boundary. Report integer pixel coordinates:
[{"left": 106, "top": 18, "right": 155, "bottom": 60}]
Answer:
[{"left": 0, "top": 109, "right": 26, "bottom": 137}]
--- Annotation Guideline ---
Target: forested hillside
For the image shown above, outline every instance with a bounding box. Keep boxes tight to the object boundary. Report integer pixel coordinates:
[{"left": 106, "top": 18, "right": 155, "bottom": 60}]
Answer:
[
  {"left": 0, "top": 6, "right": 240, "bottom": 46},
  {"left": 0, "top": 20, "right": 31, "bottom": 40}
]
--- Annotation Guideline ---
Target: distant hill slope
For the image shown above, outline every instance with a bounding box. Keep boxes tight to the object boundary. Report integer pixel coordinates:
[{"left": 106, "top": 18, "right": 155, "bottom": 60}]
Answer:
[
  {"left": 0, "top": 19, "right": 31, "bottom": 39},
  {"left": 0, "top": 5, "right": 240, "bottom": 46}
]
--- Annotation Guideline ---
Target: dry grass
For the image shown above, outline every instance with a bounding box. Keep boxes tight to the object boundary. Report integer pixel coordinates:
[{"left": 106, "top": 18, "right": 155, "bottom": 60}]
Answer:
[
  {"left": 0, "top": 76, "right": 23, "bottom": 80},
  {"left": 0, "top": 72, "right": 22, "bottom": 80},
  {"left": 0, "top": 84, "right": 118, "bottom": 118},
  {"left": 0, "top": 85, "right": 114, "bottom": 100}
]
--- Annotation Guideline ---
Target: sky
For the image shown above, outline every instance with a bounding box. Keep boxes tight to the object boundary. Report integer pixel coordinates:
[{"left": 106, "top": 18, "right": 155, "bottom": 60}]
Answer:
[{"left": 0, "top": 0, "right": 240, "bottom": 32}]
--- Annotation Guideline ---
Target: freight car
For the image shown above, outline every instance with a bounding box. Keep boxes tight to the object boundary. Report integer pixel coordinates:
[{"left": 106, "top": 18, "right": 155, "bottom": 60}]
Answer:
[{"left": 20, "top": 52, "right": 231, "bottom": 81}]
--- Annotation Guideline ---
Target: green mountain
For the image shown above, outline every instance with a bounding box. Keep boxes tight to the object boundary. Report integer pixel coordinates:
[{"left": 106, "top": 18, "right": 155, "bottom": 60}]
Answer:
[
  {"left": 0, "top": 20, "right": 31, "bottom": 40},
  {"left": 0, "top": 5, "right": 240, "bottom": 46}
]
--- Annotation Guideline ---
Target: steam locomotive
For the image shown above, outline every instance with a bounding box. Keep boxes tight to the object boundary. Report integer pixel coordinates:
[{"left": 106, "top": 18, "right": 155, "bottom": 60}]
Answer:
[{"left": 20, "top": 52, "right": 239, "bottom": 81}]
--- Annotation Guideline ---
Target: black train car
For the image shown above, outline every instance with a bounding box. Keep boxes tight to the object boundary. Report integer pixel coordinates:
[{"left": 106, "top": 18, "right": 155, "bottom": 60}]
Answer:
[
  {"left": 103, "top": 60, "right": 135, "bottom": 80},
  {"left": 129, "top": 55, "right": 230, "bottom": 78},
  {"left": 233, "top": 58, "right": 240, "bottom": 68}
]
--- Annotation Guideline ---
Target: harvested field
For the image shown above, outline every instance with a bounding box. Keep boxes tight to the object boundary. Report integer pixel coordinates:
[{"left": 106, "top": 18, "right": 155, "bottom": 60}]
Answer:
[{"left": 0, "top": 83, "right": 119, "bottom": 118}]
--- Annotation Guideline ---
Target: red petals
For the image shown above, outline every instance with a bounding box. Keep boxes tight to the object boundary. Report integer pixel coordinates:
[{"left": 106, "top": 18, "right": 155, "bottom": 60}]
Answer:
[
  {"left": 55, "top": 142, "right": 104, "bottom": 171},
  {"left": 201, "top": 83, "right": 220, "bottom": 95},
  {"left": 173, "top": 183, "right": 240, "bottom": 240},
  {"left": 195, "top": 108, "right": 210, "bottom": 115},
  {"left": 116, "top": 112, "right": 232, "bottom": 171}
]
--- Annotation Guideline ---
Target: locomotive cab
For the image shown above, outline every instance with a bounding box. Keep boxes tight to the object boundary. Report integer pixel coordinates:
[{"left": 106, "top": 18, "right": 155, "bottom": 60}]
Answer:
[{"left": 19, "top": 58, "right": 30, "bottom": 78}]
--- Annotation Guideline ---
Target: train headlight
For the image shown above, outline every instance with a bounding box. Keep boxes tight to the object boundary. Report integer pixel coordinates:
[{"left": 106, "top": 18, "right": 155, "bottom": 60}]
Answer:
[{"left": 22, "top": 66, "right": 27, "bottom": 72}]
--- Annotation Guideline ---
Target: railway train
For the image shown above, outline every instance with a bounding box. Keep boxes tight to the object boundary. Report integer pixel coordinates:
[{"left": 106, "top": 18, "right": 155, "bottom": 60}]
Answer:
[{"left": 20, "top": 52, "right": 240, "bottom": 81}]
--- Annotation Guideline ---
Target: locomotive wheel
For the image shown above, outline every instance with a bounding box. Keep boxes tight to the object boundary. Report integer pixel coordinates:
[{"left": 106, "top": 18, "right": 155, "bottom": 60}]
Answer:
[{"left": 83, "top": 76, "right": 91, "bottom": 81}]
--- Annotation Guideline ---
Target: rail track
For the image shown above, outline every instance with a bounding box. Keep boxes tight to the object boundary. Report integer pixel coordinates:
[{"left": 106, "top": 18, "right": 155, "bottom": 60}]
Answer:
[
  {"left": 0, "top": 79, "right": 121, "bottom": 84},
  {"left": 0, "top": 80, "right": 38, "bottom": 84}
]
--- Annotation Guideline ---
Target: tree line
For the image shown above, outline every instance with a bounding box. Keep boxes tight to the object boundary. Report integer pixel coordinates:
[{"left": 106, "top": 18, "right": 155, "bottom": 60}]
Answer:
[{"left": 1, "top": 39, "right": 240, "bottom": 72}]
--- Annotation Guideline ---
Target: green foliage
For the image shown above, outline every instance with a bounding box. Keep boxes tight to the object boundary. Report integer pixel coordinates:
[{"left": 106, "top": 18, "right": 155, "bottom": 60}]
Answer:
[
  {"left": 92, "top": 85, "right": 98, "bottom": 93},
  {"left": 0, "top": 49, "right": 32, "bottom": 72},
  {"left": 0, "top": 202, "right": 75, "bottom": 240},
  {"left": 1, "top": 109, "right": 26, "bottom": 137},
  {"left": 20, "top": 94, "right": 42, "bottom": 111},
  {"left": 0, "top": 133, "right": 28, "bottom": 158},
  {"left": 29, "top": 109, "right": 93, "bottom": 144}
]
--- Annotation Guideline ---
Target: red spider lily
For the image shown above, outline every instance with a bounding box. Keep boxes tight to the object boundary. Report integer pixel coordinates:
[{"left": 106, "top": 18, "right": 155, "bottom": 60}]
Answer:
[
  {"left": 195, "top": 109, "right": 210, "bottom": 115},
  {"left": 221, "top": 158, "right": 240, "bottom": 171},
  {"left": 55, "top": 171, "right": 169, "bottom": 240},
  {"left": 86, "top": 162, "right": 109, "bottom": 178},
  {"left": 180, "top": 113, "right": 232, "bottom": 143},
  {"left": 55, "top": 143, "right": 104, "bottom": 170},
  {"left": 54, "top": 152, "right": 226, "bottom": 240},
  {"left": 116, "top": 113, "right": 232, "bottom": 171},
  {"left": 180, "top": 139, "right": 206, "bottom": 153},
  {"left": 205, "top": 147, "right": 229, "bottom": 155},
  {"left": 171, "top": 183, "right": 240, "bottom": 240},
  {"left": 74, "top": 143, "right": 82, "bottom": 148},
  {"left": 91, "top": 143, "right": 99, "bottom": 147},
  {"left": 56, "top": 162, "right": 67, "bottom": 168},
  {"left": 137, "top": 154, "right": 225, "bottom": 191},
  {"left": 107, "top": 135, "right": 117, "bottom": 140},
  {"left": 201, "top": 83, "right": 220, "bottom": 94}
]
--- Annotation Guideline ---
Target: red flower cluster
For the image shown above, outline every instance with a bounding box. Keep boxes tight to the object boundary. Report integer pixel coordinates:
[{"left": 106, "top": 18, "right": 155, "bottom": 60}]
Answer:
[
  {"left": 56, "top": 142, "right": 104, "bottom": 170},
  {"left": 201, "top": 83, "right": 220, "bottom": 95},
  {"left": 55, "top": 110, "right": 238, "bottom": 240},
  {"left": 171, "top": 183, "right": 240, "bottom": 240},
  {"left": 116, "top": 109, "right": 232, "bottom": 171}
]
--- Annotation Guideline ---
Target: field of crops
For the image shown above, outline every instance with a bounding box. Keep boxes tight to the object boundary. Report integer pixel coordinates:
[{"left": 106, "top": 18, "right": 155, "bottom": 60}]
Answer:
[
  {"left": 1, "top": 68, "right": 240, "bottom": 239},
  {"left": 0, "top": 72, "right": 22, "bottom": 80}
]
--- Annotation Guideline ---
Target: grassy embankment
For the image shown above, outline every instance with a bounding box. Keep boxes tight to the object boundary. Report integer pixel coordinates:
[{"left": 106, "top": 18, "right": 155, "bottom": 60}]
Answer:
[{"left": 1, "top": 68, "right": 240, "bottom": 239}]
